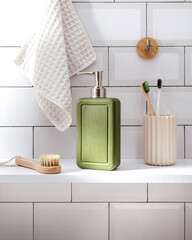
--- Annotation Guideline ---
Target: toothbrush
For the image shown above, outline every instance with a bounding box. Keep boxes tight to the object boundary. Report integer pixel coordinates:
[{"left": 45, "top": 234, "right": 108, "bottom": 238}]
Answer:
[
  {"left": 141, "top": 81, "right": 156, "bottom": 116},
  {"left": 156, "top": 79, "right": 162, "bottom": 116}
]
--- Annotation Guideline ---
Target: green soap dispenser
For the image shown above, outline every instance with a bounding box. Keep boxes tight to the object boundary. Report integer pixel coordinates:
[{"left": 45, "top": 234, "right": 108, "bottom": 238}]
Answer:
[{"left": 76, "top": 71, "right": 121, "bottom": 170}]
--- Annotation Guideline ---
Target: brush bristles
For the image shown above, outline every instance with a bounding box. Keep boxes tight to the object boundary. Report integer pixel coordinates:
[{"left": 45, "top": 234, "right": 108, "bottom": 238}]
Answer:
[
  {"left": 142, "top": 81, "right": 150, "bottom": 93},
  {"left": 40, "top": 154, "right": 60, "bottom": 167},
  {"left": 157, "top": 79, "right": 162, "bottom": 89}
]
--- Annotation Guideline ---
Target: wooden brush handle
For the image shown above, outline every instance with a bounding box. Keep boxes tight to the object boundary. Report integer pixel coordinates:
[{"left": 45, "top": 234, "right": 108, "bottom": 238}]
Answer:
[
  {"left": 15, "top": 157, "right": 40, "bottom": 171},
  {"left": 146, "top": 94, "right": 156, "bottom": 116},
  {"left": 141, "top": 83, "right": 156, "bottom": 116}
]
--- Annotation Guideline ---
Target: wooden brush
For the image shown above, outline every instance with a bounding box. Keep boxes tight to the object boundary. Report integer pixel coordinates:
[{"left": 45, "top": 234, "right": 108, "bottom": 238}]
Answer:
[
  {"left": 141, "top": 81, "right": 156, "bottom": 116},
  {"left": 15, "top": 154, "right": 61, "bottom": 174}
]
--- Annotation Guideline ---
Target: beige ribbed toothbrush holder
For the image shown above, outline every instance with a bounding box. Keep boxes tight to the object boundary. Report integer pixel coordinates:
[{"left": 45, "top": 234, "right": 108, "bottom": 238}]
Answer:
[{"left": 143, "top": 115, "right": 177, "bottom": 166}]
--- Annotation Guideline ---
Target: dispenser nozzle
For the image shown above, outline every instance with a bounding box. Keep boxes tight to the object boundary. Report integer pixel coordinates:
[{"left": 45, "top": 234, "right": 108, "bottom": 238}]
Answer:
[{"left": 77, "top": 71, "right": 106, "bottom": 98}]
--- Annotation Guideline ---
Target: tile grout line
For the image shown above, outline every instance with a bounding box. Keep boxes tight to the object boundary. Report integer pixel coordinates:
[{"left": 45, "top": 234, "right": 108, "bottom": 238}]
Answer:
[
  {"left": 146, "top": 2, "right": 147, "bottom": 37},
  {"left": 3, "top": 45, "right": 192, "bottom": 48},
  {"left": 183, "top": 46, "right": 186, "bottom": 86},
  {"left": 108, "top": 202, "right": 110, "bottom": 240},
  {"left": 2, "top": 45, "right": 192, "bottom": 49},
  {"left": 1, "top": 85, "right": 192, "bottom": 89},
  {"left": 33, "top": 202, "right": 34, "bottom": 240},
  {"left": 0, "top": 124, "right": 191, "bottom": 128},
  {"left": 0, "top": 201, "right": 189, "bottom": 203},
  {"left": 108, "top": 47, "right": 110, "bottom": 86},
  {"left": 184, "top": 46, "right": 186, "bottom": 86},
  {"left": 184, "top": 203, "right": 186, "bottom": 240},
  {"left": 71, "top": 183, "right": 73, "bottom": 202},
  {"left": 184, "top": 126, "right": 186, "bottom": 159},
  {"left": 72, "top": 1, "right": 189, "bottom": 3},
  {"left": 71, "top": 85, "right": 192, "bottom": 88},
  {"left": 32, "top": 127, "right": 34, "bottom": 159}
]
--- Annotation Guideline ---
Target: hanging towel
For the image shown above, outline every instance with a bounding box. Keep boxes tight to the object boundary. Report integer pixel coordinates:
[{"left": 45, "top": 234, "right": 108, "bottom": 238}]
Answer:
[{"left": 15, "top": 0, "right": 96, "bottom": 131}]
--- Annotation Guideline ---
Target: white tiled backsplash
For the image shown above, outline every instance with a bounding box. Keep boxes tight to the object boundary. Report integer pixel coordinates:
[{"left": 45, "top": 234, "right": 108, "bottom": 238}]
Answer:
[{"left": 0, "top": 1, "right": 192, "bottom": 160}]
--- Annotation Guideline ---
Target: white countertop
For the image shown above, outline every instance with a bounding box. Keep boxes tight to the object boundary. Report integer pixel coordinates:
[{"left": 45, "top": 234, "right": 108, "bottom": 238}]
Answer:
[{"left": 0, "top": 159, "right": 192, "bottom": 183}]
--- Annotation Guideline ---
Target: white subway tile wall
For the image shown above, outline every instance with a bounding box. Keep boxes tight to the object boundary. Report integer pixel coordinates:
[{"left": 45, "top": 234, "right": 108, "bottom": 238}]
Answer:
[
  {"left": 0, "top": 88, "right": 52, "bottom": 127},
  {"left": 71, "top": 47, "right": 108, "bottom": 86},
  {"left": 72, "top": 183, "right": 147, "bottom": 202},
  {"left": 72, "top": 87, "right": 146, "bottom": 126},
  {"left": 34, "top": 127, "right": 76, "bottom": 159},
  {"left": 151, "top": 87, "right": 192, "bottom": 125},
  {"left": 109, "top": 47, "right": 184, "bottom": 86},
  {"left": 0, "top": 47, "right": 31, "bottom": 87},
  {"left": 110, "top": 203, "right": 184, "bottom": 240},
  {"left": 148, "top": 183, "right": 192, "bottom": 202},
  {"left": 0, "top": 183, "right": 71, "bottom": 202},
  {"left": 74, "top": 3, "right": 146, "bottom": 46},
  {"left": 0, "top": 203, "right": 33, "bottom": 240},
  {"left": 148, "top": 4, "right": 192, "bottom": 46},
  {"left": 0, "top": 0, "right": 44, "bottom": 46},
  {"left": 34, "top": 203, "right": 108, "bottom": 240},
  {"left": 0, "top": 127, "right": 33, "bottom": 159},
  {"left": 0, "top": 1, "right": 191, "bottom": 160}
]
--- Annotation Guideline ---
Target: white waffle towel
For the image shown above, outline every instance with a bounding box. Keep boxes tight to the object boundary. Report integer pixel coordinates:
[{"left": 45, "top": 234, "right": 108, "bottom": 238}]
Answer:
[{"left": 15, "top": 0, "right": 96, "bottom": 131}]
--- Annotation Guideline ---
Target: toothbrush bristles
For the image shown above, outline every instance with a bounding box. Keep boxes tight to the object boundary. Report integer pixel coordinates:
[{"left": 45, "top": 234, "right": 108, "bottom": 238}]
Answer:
[
  {"left": 142, "top": 81, "right": 150, "bottom": 93},
  {"left": 156, "top": 79, "right": 162, "bottom": 115},
  {"left": 40, "top": 154, "right": 60, "bottom": 167},
  {"left": 157, "top": 79, "right": 162, "bottom": 89}
]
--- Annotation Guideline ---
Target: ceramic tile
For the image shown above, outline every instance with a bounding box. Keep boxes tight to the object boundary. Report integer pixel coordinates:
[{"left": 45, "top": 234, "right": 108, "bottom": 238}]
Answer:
[
  {"left": 150, "top": 87, "right": 192, "bottom": 125},
  {"left": 0, "top": 47, "right": 31, "bottom": 86},
  {"left": 0, "top": 0, "right": 43, "bottom": 46},
  {"left": 121, "top": 126, "right": 184, "bottom": 159},
  {"left": 72, "top": 87, "right": 90, "bottom": 126},
  {"left": 185, "top": 126, "right": 192, "bottom": 158},
  {"left": 0, "top": 88, "right": 51, "bottom": 126},
  {"left": 121, "top": 127, "right": 143, "bottom": 159},
  {"left": 109, "top": 47, "right": 184, "bottom": 86},
  {"left": 148, "top": 184, "right": 192, "bottom": 202},
  {"left": 72, "top": 183, "right": 147, "bottom": 202},
  {"left": 35, "top": 203, "right": 108, "bottom": 240},
  {"left": 177, "top": 126, "right": 184, "bottom": 159},
  {"left": 0, "top": 203, "right": 32, "bottom": 240},
  {"left": 71, "top": 47, "right": 108, "bottom": 86},
  {"left": 0, "top": 127, "right": 32, "bottom": 159},
  {"left": 186, "top": 203, "right": 192, "bottom": 240},
  {"left": 72, "top": 87, "right": 146, "bottom": 126},
  {"left": 107, "top": 87, "right": 146, "bottom": 125},
  {"left": 110, "top": 203, "right": 184, "bottom": 240},
  {"left": 185, "top": 47, "right": 192, "bottom": 86},
  {"left": 34, "top": 127, "right": 76, "bottom": 159},
  {"left": 35, "top": 126, "right": 148, "bottom": 160},
  {"left": 148, "top": 4, "right": 192, "bottom": 46},
  {"left": 74, "top": 3, "right": 146, "bottom": 46},
  {"left": 0, "top": 183, "right": 71, "bottom": 202}
]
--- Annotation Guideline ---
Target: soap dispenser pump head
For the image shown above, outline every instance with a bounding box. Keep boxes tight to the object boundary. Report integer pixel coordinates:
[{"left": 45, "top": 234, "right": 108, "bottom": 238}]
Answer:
[{"left": 77, "top": 71, "right": 106, "bottom": 98}]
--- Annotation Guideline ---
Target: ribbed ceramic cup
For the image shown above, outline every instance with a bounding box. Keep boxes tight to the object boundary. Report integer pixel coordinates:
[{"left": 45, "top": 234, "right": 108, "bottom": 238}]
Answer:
[{"left": 143, "top": 115, "right": 177, "bottom": 166}]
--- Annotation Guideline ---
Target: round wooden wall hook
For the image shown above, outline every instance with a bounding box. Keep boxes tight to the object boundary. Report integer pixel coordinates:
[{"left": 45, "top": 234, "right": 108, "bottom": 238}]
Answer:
[{"left": 136, "top": 37, "right": 158, "bottom": 59}]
